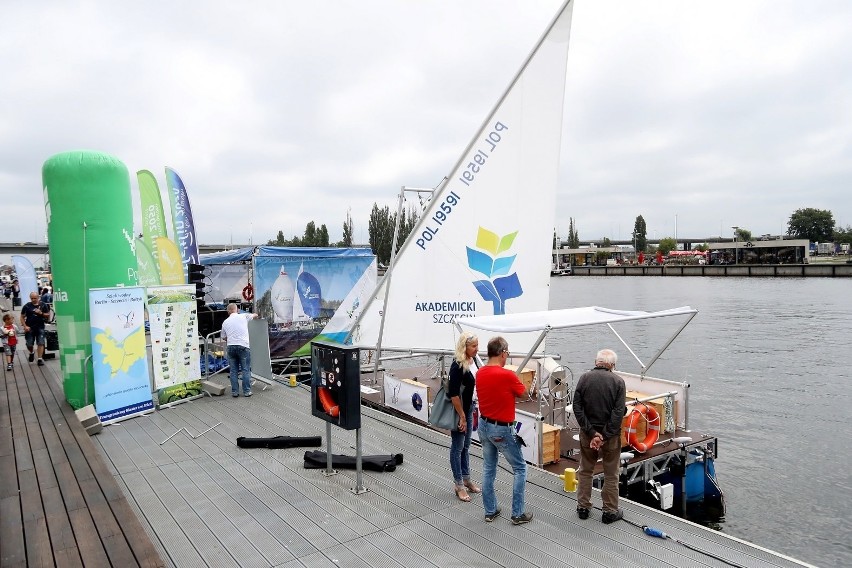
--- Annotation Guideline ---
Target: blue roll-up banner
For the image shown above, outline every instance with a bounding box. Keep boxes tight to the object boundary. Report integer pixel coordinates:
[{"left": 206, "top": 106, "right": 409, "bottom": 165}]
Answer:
[{"left": 89, "top": 287, "right": 154, "bottom": 423}]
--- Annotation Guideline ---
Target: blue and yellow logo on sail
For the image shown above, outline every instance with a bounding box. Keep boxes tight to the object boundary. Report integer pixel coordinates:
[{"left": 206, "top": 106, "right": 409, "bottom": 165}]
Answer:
[{"left": 466, "top": 227, "right": 523, "bottom": 315}]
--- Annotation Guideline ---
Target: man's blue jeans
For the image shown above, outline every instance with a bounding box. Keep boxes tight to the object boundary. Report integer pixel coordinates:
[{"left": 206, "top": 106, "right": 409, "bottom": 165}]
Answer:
[
  {"left": 449, "top": 411, "right": 474, "bottom": 485},
  {"left": 227, "top": 345, "right": 252, "bottom": 394},
  {"left": 479, "top": 420, "right": 527, "bottom": 518}
]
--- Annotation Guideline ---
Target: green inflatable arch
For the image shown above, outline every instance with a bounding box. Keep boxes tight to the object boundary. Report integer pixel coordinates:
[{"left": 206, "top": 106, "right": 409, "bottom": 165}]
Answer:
[{"left": 42, "top": 150, "right": 138, "bottom": 408}]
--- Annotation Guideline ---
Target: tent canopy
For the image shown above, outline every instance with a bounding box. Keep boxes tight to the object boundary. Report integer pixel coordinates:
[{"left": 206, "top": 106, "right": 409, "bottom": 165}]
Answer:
[
  {"left": 199, "top": 246, "right": 255, "bottom": 265},
  {"left": 456, "top": 306, "right": 697, "bottom": 334}
]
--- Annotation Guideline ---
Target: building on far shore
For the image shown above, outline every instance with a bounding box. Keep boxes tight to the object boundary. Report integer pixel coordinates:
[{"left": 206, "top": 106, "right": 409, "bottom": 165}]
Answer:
[{"left": 553, "top": 239, "right": 810, "bottom": 267}]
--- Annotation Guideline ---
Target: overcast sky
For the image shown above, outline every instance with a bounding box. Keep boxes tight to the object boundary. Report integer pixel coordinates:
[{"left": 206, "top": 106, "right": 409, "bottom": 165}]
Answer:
[{"left": 2, "top": 0, "right": 850, "bottom": 265}]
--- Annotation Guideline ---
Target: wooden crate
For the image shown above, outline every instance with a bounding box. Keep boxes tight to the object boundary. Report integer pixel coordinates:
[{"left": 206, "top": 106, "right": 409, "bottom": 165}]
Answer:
[
  {"left": 621, "top": 390, "right": 674, "bottom": 447},
  {"left": 505, "top": 364, "right": 534, "bottom": 392},
  {"left": 541, "top": 423, "right": 561, "bottom": 464}
]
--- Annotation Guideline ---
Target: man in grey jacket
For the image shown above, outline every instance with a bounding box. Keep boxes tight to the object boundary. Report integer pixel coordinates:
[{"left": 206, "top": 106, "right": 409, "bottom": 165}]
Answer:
[{"left": 572, "top": 348, "right": 626, "bottom": 523}]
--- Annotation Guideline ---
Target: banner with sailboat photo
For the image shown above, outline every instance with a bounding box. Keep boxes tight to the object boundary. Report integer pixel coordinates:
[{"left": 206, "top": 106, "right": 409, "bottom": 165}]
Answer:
[{"left": 252, "top": 247, "right": 376, "bottom": 359}]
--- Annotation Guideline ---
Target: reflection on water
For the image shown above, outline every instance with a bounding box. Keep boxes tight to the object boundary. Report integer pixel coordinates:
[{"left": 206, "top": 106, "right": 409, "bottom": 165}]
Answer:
[{"left": 547, "top": 276, "right": 851, "bottom": 568}]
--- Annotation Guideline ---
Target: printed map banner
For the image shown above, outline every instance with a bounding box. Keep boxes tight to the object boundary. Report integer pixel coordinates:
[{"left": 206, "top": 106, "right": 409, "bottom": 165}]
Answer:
[
  {"left": 146, "top": 284, "right": 201, "bottom": 391},
  {"left": 89, "top": 287, "right": 154, "bottom": 423}
]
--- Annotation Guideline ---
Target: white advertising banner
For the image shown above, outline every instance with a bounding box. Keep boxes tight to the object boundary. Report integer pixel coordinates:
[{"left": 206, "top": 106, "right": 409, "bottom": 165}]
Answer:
[
  {"left": 470, "top": 407, "right": 540, "bottom": 465},
  {"left": 89, "top": 287, "right": 154, "bottom": 424},
  {"left": 383, "top": 373, "right": 429, "bottom": 422},
  {"left": 146, "top": 284, "right": 201, "bottom": 390},
  {"left": 514, "top": 409, "right": 540, "bottom": 465}
]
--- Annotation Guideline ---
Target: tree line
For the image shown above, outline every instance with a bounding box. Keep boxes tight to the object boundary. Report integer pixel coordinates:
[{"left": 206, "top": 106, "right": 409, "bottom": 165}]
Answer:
[
  {"left": 560, "top": 208, "right": 850, "bottom": 256},
  {"left": 268, "top": 204, "right": 848, "bottom": 263},
  {"left": 266, "top": 204, "right": 420, "bottom": 265}
]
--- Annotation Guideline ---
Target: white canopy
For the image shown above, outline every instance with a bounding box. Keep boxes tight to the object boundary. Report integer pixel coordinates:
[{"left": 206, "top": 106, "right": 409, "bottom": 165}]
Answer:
[{"left": 456, "top": 305, "right": 698, "bottom": 334}]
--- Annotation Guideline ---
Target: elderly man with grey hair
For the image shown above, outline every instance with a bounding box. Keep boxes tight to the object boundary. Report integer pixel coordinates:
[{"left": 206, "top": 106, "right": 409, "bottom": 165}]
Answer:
[
  {"left": 221, "top": 303, "right": 259, "bottom": 397},
  {"left": 572, "top": 348, "right": 626, "bottom": 523}
]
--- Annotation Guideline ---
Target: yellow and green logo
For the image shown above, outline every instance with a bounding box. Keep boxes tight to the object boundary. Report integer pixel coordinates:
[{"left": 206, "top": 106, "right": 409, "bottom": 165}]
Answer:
[{"left": 466, "top": 227, "right": 523, "bottom": 315}]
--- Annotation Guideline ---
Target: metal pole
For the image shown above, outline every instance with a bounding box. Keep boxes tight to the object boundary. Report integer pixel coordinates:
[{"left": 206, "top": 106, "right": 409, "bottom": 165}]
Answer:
[
  {"left": 681, "top": 444, "right": 688, "bottom": 518},
  {"left": 371, "top": 187, "right": 406, "bottom": 384},
  {"left": 323, "top": 421, "right": 337, "bottom": 476},
  {"left": 351, "top": 428, "right": 368, "bottom": 494}
]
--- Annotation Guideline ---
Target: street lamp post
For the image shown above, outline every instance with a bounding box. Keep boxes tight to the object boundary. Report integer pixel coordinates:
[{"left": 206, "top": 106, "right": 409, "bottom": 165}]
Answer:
[
  {"left": 632, "top": 231, "right": 637, "bottom": 263},
  {"left": 731, "top": 226, "right": 739, "bottom": 265}
]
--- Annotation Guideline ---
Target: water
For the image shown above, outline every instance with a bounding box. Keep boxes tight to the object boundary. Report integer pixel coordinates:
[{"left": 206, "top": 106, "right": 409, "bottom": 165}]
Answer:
[{"left": 546, "top": 277, "right": 851, "bottom": 567}]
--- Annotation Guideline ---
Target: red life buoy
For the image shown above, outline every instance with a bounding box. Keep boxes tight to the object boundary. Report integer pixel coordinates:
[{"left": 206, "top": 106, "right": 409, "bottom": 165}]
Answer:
[
  {"left": 242, "top": 284, "right": 254, "bottom": 301},
  {"left": 317, "top": 386, "right": 340, "bottom": 417},
  {"left": 625, "top": 403, "right": 660, "bottom": 453}
]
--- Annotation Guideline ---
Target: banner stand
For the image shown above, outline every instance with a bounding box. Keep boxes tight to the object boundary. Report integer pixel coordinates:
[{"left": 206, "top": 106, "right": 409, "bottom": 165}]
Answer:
[
  {"left": 76, "top": 354, "right": 103, "bottom": 435},
  {"left": 147, "top": 285, "right": 204, "bottom": 409},
  {"left": 89, "top": 287, "right": 155, "bottom": 425},
  {"left": 248, "top": 318, "right": 274, "bottom": 391},
  {"left": 157, "top": 392, "right": 205, "bottom": 410}
]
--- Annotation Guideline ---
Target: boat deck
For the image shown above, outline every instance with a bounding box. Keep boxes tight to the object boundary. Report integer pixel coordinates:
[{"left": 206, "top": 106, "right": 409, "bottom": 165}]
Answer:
[
  {"left": 84, "top": 368, "right": 811, "bottom": 567},
  {"left": 360, "top": 365, "right": 716, "bottom": 474}
]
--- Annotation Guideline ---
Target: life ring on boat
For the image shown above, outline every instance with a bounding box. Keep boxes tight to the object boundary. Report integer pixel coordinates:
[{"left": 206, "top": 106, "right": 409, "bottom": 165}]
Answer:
[
  {"left": 317, "top": 386, "right": 340, "bottom": 417},
  {"left": 625, "top": 403, "right": 660, "bottom": 453},
  {"left": 242, "top": 284, "right": 254, "bottom": 301}
]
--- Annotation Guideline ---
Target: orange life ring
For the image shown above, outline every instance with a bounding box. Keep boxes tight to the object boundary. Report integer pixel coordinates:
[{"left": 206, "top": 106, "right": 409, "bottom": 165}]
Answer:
[
  {"left": 317, "top": 386, "right": 340, "bottom": 417},
  {"left": 242, "top": 283, "right": 254, "bottom": 301},
  {"left": 625, "top": 403, "right": 660, "bottom": 453}
]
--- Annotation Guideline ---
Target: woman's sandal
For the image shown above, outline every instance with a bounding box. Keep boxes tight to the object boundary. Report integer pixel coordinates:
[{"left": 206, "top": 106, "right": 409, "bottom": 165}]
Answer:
[
  {"left": 464, "top": 480, "right": 482, "bottom": 494},
  {"left": 454, "top": 485, "right": 471, "bottom": 502}
]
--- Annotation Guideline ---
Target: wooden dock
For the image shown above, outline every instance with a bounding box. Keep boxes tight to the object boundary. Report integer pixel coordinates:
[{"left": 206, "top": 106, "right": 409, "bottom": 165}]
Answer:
[
  {"left": 3, "top": 354, "right": 816, "bottom": 567},
  {"left": 1, "top": 355, "right": 164, "bottom": 567}
]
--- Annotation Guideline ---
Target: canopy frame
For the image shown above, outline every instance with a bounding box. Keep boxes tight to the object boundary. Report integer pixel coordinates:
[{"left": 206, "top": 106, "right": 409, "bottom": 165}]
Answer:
[{"left": 454, "top": 305, "right": 698, "bottom": 467}]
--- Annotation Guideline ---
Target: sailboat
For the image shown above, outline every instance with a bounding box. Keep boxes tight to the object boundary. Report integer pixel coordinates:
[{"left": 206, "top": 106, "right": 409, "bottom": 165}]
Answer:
[
  {"left": 345, "top": 0, "right": 724, "bottom": 523},
  {"left": 292, "top": 264, "right": 312, "bottom": 327},
  {"left": 270, "top": 265, "right": 294, "bottom": 326}
]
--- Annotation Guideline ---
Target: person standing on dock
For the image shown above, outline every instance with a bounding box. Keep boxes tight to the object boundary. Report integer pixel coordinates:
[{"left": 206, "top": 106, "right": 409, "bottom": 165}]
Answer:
[
  {"left": 20, "top": 291, "right": 50, "bottom": 366},
  {"left": 221, "top": 303, "right": 259, "bottom": 397},
  {"left": 573, "top": 348, "right": 626, "bottom": 523},
  {"left": 3, "top": 313, "right": 19, "bottom": 371},
  {"left": 448, "top": 332, "right": 481, "bottom": 502},
  {"left": 475, "top": 336, "right": 533, "bottom": 525}
]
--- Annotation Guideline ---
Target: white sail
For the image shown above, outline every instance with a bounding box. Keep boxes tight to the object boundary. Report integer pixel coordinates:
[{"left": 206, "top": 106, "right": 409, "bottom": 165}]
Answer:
[
  {"left": 292, "top": 262, "right": 311, "bottom": 324},
  {"left": 354, "top": 1, "right": 574, "bottom": 354},
  {"left": 270, "top": 265, "right": 294, "bottom": 325}
]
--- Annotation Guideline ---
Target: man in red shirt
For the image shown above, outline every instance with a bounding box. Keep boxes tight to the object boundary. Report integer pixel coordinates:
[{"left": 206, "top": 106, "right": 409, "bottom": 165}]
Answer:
[{"left": 475, "top": 336, "right": 532, "bottom": 525}]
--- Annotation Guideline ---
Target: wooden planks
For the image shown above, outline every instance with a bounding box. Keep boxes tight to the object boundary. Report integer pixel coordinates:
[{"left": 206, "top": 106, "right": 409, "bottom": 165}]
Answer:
[{"left": 0, "top": 358, "right": 164, "bottom": 568}]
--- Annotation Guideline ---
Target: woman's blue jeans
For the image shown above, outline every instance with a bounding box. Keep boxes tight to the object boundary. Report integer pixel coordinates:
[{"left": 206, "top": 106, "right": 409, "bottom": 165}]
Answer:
[
  {"left": 227, "top": 345, "right": 252, "bottom": 394},
  {"left": 449, "top": 411, "right": 474, "bottom": 485},
  {"left": 479, "top": 420, "right": 527, "bottom": 518}
]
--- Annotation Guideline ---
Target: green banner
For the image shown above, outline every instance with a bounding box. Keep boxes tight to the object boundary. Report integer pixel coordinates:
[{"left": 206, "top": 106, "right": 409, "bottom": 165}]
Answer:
[{"left": 137, "top": 170, "right": 168, "bottom": 262}]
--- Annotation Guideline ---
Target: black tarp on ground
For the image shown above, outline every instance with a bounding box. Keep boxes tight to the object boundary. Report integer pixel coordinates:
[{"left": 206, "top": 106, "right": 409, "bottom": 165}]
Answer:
[{"left": 303, "top": 450, "right": 403, "bottom": 472}]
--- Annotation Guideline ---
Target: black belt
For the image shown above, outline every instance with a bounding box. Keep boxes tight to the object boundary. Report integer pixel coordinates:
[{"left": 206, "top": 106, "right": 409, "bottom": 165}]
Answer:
[{"left": 481, "top": 416, "right": 514, "bottom": 427}]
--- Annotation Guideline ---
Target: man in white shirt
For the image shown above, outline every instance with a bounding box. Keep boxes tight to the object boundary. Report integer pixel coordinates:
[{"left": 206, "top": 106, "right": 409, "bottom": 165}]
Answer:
[{"left": 221, "top": 303, "right": 259, "bottom": 397}]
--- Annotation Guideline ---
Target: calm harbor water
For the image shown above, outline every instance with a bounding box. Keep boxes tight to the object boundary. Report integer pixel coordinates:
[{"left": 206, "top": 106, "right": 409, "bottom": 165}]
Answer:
[{"left": 546, "top": 276, "right": 851, "bottom": 568}]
